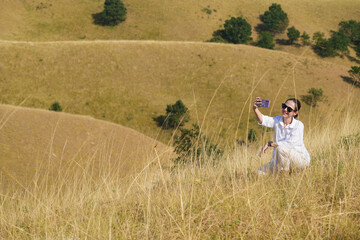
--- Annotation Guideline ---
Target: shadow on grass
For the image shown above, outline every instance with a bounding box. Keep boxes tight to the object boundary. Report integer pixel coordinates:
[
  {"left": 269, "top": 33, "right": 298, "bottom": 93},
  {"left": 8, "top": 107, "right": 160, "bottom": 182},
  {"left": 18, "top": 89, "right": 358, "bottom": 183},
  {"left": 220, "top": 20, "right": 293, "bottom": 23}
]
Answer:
[
  {"left": 346, "top": 55, "right": 360, "bottom": 64},
  {"left": 341, "top": 75, "right": 360, "bottom": 88},
  {"left": 276, "top": 39, "right": 290, "bottom": 45},
  {"left": 92, "top": 12, "right": 104, "bottom": 26},
  {"left": 275, "top": 39, "right": 302, "bottom": 48},
  {"left": 255, "top": 23, "right": 267, "bottom": 33}
]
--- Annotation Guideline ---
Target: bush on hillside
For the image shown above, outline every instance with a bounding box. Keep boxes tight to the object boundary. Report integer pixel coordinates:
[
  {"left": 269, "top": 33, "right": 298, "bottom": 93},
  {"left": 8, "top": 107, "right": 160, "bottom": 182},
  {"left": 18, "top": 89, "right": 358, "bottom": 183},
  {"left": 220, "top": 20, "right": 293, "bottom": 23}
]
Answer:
[
  {"left": 256, "top": 31, "right": 275, "bottom": 49},
  {"left": 301, "top": 88, "right": 326, "bottom": 107},
  {"left": 93, "top": 0, "right": 127, "bottom": 26},
  {"left": 338, "top": 20, "right": 360, "bottom": 45},
  {"left": 356, "top": 45, "right": 360, "bottom": 58},
  {"left": 209, "top": 17, "right": 252, "bottom": 44},
  {"left": 173, "top": 123, "right": 223, "bottom": 164},
  {"left": 312, "top": 32, "right": 335, "bottom": 57},
  {"left": 287, "top": 26, "right": 300, "bottom": 44},
  {"left": 49, "top": 102, "right": 62, "bottom": 112},
  {"left": 312, "top": 30, "right": 350, "bottom": 57},
  {"left": 260, "top": 3, "right": 289, "bottom": 34},
  {"left": 154, "top": 100, "right": 190, "bottom": 129},
  {"left": 301, "top": 31, "right": 311, "bottom": 45},
  {"left": 348, "top": 66, "right": 360, "bottom": 83},
  {"left": 329, "top": 30, "right": 350, "bottom": 55}
]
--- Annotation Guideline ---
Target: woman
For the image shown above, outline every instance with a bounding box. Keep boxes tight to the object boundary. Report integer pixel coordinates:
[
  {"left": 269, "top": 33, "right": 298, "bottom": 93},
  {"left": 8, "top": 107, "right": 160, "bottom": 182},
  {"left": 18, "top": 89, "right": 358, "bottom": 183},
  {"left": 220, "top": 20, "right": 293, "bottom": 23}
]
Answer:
[{"left": 253, "top": 97, "right": 310, "bottom": 175}]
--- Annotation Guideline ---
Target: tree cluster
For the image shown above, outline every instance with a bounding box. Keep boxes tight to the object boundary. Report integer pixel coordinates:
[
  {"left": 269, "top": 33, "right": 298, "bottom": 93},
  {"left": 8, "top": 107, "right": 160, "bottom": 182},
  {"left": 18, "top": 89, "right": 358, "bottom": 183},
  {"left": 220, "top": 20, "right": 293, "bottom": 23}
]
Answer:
[
  {"left": 173, "top": 124, "right": 223, "bottom": 164},
  {"left": 154, "top": 100, "right": 190, "bottom": 129},
  {"left": 154, "top": 100, "right": 223, "bottom": 164},
  {"left": 209, "top": 17, "right": 252, "bottom": 44},
  {"left": 301, "top": 88, "right": 326, "bottom": 107},
  {"left": 93, "top": 0, "right": 127, "bottom": 26}
]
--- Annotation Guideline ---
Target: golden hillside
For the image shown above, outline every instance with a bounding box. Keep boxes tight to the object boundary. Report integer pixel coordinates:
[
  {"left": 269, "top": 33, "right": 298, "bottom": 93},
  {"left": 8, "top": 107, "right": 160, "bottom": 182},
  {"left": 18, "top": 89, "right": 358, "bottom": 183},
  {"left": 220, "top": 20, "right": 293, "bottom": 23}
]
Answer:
[
  {"left": 0, "top": 104, "right": 170, "bottom": 187},
  {"left": 1, "top": 40, "right": 359, "bottom": 143},
  {"left": 1, "top": 0, "right": 359, "bottom": 42}
]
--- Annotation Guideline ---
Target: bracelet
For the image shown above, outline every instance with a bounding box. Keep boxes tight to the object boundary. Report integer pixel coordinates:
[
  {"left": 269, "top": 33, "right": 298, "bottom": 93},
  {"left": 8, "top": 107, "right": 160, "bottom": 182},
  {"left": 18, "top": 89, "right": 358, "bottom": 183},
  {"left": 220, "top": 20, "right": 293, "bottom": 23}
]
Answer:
[{"left": 268, "top": 141, "right": 273, "bottom": 147}]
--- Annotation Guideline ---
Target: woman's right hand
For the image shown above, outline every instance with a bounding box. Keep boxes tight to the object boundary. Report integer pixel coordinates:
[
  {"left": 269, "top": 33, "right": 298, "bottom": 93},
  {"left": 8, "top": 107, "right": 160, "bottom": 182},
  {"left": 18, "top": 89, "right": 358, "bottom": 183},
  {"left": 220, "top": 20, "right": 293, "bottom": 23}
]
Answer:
[{"left": 253, "top": 97, "right": 262, "bottom": 110}]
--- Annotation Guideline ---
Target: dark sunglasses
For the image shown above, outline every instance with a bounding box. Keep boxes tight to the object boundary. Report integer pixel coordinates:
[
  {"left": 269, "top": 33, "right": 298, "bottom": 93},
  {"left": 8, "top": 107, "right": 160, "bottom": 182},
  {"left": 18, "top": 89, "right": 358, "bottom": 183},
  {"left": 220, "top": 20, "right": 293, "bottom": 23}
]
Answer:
[{"left": 282, "top": 103, "right": 294, "bottom": 112}]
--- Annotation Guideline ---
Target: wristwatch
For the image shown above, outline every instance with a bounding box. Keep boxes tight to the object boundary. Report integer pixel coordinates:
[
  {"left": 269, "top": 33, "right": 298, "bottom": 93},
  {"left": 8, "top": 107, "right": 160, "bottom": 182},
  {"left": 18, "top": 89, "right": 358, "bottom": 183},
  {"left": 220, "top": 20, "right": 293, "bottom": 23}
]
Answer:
[{"left": 268, "top": 141, "right": 273, "bottom": 147}]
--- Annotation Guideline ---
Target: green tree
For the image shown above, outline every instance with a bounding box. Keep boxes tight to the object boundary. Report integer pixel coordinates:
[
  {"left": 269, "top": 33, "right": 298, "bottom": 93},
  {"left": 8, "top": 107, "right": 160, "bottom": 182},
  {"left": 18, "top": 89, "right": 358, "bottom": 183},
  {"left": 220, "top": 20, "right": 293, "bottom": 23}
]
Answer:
[
  {"left": 210, "top": 17, "right": 252, "bottom": 44},
  {"left": 329, "top": 31, "right": 350, "bottom": 55},
  {"left": 301, "top": 31, "right": 310, "bottom": 45},
  {"left": 256, "top": 31, "right": 275, "bottom": 49},
  {"left": 356, "top": 45, "right": 360, "bottom": 58},
  {"left": 173, "top": 124, "right": 223, "bottom": 164},
  {"left": 260, "top": 3, "right": 289, "bottom": 33},
  {"left": 312, "top": 32, "right": 335, "bottom": 57},
  {"left": 49, "top": 102, "right": 62, "bottom": 112},
  {"left": 287, "top": 26, "right": 300, "bottom": 44},
  {"left": 339, "top": 20, "right": 360, "bottom": 45},
  {"left": 154, "top": 100, "right": 190, "bottom": 129},
  {"left": 100, "top": 0, "right": 127, "bottom": 26},
  {"left": 301, "top": 88, "right": 326, "bottom": 107}
]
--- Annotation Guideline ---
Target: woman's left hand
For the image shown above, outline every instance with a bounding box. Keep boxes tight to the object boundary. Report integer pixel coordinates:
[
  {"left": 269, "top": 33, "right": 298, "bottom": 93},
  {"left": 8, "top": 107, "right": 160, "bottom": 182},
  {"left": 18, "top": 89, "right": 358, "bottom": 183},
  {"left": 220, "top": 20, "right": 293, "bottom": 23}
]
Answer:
[{"left": 259, "top": 143, "right": 269, "bottom": 157}]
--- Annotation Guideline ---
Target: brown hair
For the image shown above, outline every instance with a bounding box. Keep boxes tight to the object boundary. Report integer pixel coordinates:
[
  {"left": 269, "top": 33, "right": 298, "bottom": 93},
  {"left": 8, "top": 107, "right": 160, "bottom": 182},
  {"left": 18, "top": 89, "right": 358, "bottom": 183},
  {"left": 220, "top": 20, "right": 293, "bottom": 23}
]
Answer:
[{"left": 286, "top": 98, "right": 301, "bottom": 118}]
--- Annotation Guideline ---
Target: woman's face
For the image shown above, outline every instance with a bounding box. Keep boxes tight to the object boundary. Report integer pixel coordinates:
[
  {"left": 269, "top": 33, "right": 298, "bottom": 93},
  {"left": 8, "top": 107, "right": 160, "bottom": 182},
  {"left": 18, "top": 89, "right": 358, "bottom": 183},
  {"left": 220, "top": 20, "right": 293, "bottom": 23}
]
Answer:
[{"left": 282, "top": 100, "right": 298, "bottom": 119}]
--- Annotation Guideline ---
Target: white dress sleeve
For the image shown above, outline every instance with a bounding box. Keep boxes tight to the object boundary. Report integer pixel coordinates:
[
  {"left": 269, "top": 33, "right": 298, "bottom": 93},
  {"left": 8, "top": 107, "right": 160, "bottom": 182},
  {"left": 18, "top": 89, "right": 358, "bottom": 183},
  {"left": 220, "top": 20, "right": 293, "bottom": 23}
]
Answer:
[{"left": 259, "top": 115, "right": 276, "bottom": 129}]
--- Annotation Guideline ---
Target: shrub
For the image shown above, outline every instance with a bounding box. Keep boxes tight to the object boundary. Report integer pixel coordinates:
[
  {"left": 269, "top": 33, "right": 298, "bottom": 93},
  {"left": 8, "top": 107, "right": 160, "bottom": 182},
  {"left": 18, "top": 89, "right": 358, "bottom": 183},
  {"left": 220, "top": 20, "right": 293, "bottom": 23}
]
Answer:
[
  {"left": 329, "top": 31, "right": 350, "bottom": 55},
  {"left": 247, "top": 128, "right": 257, "bottom": 142},
  {"left": 256, "top": 31, "right": 275, "bottom": 49},
  {"left": 301, "top": 88, "right": 326, "bottom": 107},
  {"left": 154, "top": 100, "right": 190, "bottom": 129},
  {"left": 287, "top": 26, "right": 300, "bottom": 44},
  {"left": 95, "top": 0, "right": 127, "bottom": 26},
  {"left": 301, "top": 31, "right": 311, "bottom": 45},
  {"left": 208, "top": 31, "right": 228, "bottom": 43},
  {"left": 312, "top": 32, "right": 335, "bottom": 57},
  {"left": 338, "top": 20, "right": 360, "bottom": 45},
  {"left": 356, "top": 45, "right": 360, "bottom": 58},
  {"left": 348, "top": 66, "right": 360, "bottom": 83},
  {"left": 260, "top": 3, "right": 289, "bottom": 33},
  {"left": 210, "top": 17, "right": 252, "bottom": 44},
  {"left": 173, "top": 123, "right": 223, "bottom": 164},
  {"left": 49, "top": 102, "right": 62, "bottom": 112},
  {"left": 312, "top": 31, "right": 350, "bottom": 57}
]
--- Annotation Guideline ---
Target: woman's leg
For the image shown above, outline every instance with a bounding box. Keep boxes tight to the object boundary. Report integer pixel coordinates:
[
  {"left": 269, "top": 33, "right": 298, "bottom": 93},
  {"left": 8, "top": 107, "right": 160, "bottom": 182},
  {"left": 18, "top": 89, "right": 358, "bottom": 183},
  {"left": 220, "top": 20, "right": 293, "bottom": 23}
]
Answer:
[
  {"left": 276, "top": 145, "right": 308, "bottom": 171},
  {"left": 257, "top": 160, "right": 277, "bottom": 175}
]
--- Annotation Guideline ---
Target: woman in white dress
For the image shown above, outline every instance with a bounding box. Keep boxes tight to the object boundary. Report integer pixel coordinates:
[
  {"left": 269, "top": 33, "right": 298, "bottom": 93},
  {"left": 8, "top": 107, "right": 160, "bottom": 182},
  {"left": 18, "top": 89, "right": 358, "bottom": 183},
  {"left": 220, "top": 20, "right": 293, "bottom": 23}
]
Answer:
[{"left": 253, "top": 97, "right": 310, "bottom": 175}]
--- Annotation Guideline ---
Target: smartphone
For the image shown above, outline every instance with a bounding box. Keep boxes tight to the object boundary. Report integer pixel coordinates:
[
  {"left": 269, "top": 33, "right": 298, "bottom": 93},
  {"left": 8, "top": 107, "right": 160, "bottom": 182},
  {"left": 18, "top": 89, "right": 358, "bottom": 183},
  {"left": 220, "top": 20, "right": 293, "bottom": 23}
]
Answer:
[{"left": 259, "top": 98, "right": 270, "bottom": 108}]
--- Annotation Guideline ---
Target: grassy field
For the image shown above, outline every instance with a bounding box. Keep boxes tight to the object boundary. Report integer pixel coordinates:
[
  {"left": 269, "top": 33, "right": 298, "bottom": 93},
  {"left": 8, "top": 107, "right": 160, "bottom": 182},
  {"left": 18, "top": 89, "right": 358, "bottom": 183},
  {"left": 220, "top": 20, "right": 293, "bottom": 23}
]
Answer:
[
  {"left": 1, "top": 0, "right": 360, "bottom": 42},
  {"left": 1, "top": 40, "right": 359, "bottom": 144},
  {"left": 0, "top": 95, "right": 359, "bottom": 239},
  {"left": 1, "top": 0, "right": 360, "bottom": 238}
]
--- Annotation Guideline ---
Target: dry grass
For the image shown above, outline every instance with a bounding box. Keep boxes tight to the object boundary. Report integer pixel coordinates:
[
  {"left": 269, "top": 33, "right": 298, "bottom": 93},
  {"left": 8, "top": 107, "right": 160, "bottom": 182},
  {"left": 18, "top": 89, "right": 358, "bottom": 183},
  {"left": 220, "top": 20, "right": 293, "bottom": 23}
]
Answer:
[
  {"left": 1, "top": 40, "right": 358, "bottom": 144},
  {"left": 1, "top": 0, "right": 360, "bottom": 66},
  {"left": 1, "top": 95, "right": 359, "bottom": 239},
  {"left": 0, "top": 104, "right": 170, "bottom": 188},
  {"left": 1, "top": 0, "right": 360, "bottom": 42}
]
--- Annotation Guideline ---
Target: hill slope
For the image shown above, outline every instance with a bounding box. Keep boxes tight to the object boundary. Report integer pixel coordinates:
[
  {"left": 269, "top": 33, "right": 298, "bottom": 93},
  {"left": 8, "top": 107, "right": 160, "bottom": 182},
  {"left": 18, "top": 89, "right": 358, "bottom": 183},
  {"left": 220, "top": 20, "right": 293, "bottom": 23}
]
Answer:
[
  {"left": 1, "top": 0, "right": 359, "bottom": 42},
  {"left": 0, "top": 104, "right": 170, "bottom": 187},
  {"left": 1, "top": 40, "right": 359, "bottom": 143}
]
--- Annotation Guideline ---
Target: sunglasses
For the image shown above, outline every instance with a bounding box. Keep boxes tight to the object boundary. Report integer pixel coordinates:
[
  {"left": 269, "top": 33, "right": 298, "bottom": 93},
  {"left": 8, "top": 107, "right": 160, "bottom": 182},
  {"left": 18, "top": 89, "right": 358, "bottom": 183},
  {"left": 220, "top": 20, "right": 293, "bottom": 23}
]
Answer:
[{"left": 282, "top": 103, "right": 295, "bottom": 112}]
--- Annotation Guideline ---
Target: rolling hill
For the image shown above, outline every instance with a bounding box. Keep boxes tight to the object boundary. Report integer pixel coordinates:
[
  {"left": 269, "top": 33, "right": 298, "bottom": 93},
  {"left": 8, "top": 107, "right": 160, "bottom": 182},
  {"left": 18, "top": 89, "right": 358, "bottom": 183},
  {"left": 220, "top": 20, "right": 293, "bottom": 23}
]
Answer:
[
  {"left": 0, "top": 104, "right": 170, "bottom": 187},
  {"left": 1, "top": 0, "right": 359, "bottom": 43},
  {"left": 1, "top": 40, "right": 359, "bottom": 144}
]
